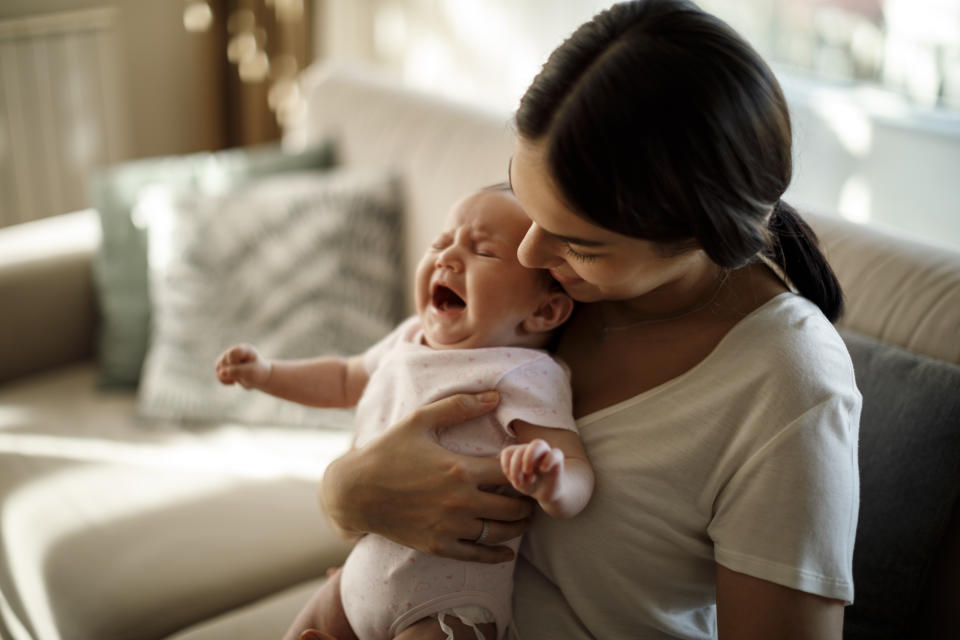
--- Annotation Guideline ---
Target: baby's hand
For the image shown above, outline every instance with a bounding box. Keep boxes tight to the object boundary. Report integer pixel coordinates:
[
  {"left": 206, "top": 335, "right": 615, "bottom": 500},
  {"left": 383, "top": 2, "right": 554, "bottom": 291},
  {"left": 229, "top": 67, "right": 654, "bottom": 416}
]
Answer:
[
  {"left": 500, "top": 439, "right": 565, "bottom": 506},
  {"left": 214, "top": 344, "right": 271, "bottom": 390}
]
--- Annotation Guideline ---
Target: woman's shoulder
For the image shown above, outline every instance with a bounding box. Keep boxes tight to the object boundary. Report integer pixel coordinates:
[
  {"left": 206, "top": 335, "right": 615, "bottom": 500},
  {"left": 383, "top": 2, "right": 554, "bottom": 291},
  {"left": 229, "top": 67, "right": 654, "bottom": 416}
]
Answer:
[{"left": 721, "top": 293, "right": 858, "bottom": 396}]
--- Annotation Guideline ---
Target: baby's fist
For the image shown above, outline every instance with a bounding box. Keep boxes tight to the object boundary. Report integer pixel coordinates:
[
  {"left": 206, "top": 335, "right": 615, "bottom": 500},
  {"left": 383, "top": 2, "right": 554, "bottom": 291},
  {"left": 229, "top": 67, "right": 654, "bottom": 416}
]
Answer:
[
  {"left": 214, "top": 344, "right": 271, "bottom": 389},
  {"left": 500, "top": 439, "right": 564, "bottom": 503}
]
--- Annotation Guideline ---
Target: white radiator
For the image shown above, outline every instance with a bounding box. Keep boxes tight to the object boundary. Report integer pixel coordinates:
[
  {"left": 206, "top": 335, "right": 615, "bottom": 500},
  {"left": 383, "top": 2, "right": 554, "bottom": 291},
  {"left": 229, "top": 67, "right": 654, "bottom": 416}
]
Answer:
[{"left": 0, "top": 7, "right": 127, "bottom": 227}]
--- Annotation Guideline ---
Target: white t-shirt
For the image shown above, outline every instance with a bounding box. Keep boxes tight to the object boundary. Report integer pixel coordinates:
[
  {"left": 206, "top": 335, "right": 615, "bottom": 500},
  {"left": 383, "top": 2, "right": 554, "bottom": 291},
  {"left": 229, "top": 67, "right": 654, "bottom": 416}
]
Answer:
[{"left": 510, "top": 293, "right": 861, "bottom": 639}]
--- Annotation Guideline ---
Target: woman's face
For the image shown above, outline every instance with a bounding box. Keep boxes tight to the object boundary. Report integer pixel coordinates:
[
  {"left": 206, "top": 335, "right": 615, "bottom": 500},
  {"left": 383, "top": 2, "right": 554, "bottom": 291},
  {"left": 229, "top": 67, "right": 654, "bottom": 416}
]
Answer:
[{"left": 509, "top": 137, "right": 707, "bottom": 304}]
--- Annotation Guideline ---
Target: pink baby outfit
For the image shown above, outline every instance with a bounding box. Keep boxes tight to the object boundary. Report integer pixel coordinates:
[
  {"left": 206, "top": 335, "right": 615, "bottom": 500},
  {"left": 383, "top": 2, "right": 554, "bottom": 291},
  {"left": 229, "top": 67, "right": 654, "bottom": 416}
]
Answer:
[{"left": 339, "top": 317, "right": 577, "bottom": 640}]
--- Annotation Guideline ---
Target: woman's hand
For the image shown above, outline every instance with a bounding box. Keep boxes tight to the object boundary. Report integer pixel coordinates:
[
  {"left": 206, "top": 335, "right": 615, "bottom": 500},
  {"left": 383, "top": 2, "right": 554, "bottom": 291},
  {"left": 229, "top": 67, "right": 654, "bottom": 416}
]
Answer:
[{"left": 320, "top": 391, "right": 533, "bottom": 564}]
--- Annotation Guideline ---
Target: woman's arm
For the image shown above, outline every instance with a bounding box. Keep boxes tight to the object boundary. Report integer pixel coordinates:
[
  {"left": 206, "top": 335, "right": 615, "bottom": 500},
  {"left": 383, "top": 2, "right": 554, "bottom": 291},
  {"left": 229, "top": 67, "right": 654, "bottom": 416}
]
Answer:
[
  {"left": 501, "top": 421, "right": 594, "bottom": 520},
  {"left": 716, "top": 565, "right": 845, "bottom": 640},
  {"left": 319, "top": 391, "right": 535, "bottom": 564}
]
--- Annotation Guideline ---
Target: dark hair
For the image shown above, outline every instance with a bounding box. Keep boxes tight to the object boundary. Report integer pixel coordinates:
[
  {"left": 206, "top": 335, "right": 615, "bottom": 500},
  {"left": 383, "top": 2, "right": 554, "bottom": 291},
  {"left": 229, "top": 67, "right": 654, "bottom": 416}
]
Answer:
[{"left": 515, "top": 0, "right": 844, "bottom": 321}]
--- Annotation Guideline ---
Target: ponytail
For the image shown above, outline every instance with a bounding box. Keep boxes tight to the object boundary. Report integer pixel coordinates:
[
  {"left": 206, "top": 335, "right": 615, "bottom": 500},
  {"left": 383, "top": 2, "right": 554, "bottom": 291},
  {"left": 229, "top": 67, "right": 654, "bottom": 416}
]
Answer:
[{"left": 768, "top": 200, "right": 845, "bottom": 322}]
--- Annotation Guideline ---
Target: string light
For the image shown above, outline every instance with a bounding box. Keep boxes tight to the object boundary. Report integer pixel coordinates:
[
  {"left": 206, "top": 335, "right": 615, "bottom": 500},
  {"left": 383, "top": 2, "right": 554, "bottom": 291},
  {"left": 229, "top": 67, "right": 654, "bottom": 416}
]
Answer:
[
  {"left": 183, "top": 1, "right": 213, "bottom": 33},
  {"left": 184, "top": 1, "right": 307, "bottom": 128}
]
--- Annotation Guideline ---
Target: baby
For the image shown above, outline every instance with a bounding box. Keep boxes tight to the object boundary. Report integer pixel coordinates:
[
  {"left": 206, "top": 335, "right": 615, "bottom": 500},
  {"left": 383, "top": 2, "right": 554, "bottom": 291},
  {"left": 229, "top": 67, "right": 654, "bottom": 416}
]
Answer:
[{"left": 215, "top": 185, "right": 595, "bottom": 640}]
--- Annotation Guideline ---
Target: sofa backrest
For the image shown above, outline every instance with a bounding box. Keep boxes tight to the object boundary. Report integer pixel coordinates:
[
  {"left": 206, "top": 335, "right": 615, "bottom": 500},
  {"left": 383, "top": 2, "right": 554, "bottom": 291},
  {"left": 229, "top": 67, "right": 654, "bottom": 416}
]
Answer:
[
  {"left": 289, "top": 63, "right": 515, "bottom": 317},
  {"left": 809, "top": 213, "right": 960, "bottom": 365}
]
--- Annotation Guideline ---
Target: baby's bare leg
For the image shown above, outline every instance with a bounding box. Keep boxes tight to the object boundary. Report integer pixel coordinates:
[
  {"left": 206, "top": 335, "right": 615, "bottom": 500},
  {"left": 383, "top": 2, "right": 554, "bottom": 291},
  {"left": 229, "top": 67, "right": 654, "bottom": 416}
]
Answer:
[
  {"left": 393, "top": 616, "right": 495, "bottom": 640},
  {"left": 281, "top": 568, "right": 357, "bottom": 640}
]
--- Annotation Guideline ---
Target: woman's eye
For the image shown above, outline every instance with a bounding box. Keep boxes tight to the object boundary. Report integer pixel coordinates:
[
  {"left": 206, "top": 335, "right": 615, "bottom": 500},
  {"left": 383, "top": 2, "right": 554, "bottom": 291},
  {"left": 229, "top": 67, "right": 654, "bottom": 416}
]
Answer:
[{"left": 564, "top": 244, "right": 596, "bottom": 262}]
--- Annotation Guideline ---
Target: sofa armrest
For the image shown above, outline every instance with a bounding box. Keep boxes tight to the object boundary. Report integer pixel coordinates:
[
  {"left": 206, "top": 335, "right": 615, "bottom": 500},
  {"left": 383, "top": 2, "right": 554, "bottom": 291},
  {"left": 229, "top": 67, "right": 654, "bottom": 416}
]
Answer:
[{"left": 0, "top": 210, "right": 100, "bottom": 384}]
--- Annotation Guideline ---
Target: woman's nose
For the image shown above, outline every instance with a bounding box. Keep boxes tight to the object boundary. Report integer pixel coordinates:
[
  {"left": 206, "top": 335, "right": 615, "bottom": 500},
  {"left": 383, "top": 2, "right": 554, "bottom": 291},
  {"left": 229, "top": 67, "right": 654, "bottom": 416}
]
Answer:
[{"left": 518, "top": 224, "right": 560, "bottom": 269}]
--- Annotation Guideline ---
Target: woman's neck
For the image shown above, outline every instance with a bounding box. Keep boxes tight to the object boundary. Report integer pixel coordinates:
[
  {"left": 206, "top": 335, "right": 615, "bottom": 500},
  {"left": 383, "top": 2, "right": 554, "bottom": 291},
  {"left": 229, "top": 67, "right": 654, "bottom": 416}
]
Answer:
[{"left": 601, "top": 258, "right": 727, "bottom": 328}]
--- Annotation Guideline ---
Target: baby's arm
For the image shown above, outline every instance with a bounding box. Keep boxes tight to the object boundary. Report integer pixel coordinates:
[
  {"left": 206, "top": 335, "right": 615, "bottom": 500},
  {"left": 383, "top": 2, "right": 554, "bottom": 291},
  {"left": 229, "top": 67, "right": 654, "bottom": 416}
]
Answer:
[
  {"left": 500, "top": 421, "right": 594, "bottom": 520},
  {"left": 215, "top": 344, "right": 369, "bottom": 408}
]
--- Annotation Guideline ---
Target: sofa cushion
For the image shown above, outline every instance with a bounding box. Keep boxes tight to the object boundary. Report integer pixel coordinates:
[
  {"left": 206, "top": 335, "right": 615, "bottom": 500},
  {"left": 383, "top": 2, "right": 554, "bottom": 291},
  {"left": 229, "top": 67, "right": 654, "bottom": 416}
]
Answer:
[
  {"left": 0, "top": 364, "right": 353, "bottom": 640},
  {"left": 163, "top": 578, "right": 325, "bottom": 640},
  {"left": 137, "top": 169, "right": 404, "bottom": 427},
  {"left": 840, "top": 330, "right": 960, "bottom": 640},
  {"left": 92, "top": 142, "right": 335, "bottom": 389}
]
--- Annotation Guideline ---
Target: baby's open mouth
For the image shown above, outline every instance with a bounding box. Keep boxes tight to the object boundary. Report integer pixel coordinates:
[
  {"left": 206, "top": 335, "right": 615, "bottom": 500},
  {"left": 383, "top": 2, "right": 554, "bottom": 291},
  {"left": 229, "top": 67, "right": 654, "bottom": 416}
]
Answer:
[{"left": 432, "top": 284, "right": 466, "bottom": 312}]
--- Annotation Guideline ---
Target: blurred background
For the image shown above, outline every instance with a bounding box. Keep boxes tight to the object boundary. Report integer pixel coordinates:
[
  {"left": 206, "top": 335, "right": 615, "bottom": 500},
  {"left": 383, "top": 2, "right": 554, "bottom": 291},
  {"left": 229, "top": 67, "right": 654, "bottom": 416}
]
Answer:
[{"left": 1, "top": 0, "right": 958, "bottom": 247}]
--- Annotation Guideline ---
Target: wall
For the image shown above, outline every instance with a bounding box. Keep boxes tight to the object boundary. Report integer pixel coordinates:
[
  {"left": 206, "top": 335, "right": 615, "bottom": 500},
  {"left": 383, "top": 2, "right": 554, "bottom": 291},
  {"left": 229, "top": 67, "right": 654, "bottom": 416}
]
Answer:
[
  {"left": 783, "top": 72, "right": 960, "bottom": 249},
  {"left": 0, "top": 0, "right": 224, "bottom": 162}
]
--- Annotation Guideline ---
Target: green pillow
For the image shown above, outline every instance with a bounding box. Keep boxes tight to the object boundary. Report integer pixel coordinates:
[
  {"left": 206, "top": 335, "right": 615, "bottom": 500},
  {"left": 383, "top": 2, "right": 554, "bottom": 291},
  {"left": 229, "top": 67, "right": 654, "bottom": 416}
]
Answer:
[{"left": 92, "top": 142, "right": 336, "bottom": 388}]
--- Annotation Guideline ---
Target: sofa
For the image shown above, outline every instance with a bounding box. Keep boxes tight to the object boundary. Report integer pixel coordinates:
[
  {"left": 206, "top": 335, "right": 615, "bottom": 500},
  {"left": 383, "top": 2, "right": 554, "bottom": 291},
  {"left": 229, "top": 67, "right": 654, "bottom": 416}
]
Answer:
[{"left": 1, "top": 62, "right": 958, "bottom": 640}]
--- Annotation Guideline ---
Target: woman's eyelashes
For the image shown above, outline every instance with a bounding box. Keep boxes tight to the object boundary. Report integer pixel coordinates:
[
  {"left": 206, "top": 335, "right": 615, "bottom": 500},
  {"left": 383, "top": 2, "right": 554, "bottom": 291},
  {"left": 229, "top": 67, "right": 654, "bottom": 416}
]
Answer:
[{"left": 565, "top": 244, "right": 598, "bottom": 262}]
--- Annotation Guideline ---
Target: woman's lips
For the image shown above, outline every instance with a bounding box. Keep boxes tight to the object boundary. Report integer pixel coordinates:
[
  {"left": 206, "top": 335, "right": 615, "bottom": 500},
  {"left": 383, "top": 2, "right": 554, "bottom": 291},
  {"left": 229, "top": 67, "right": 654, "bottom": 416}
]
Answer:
[{"left": 550, "top": 270, "right": 582, "bottom": 286}]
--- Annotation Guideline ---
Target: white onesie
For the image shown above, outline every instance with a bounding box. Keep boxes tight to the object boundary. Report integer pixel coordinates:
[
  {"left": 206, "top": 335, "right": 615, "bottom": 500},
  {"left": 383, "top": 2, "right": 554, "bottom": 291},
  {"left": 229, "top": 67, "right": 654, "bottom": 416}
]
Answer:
[{"left": 339, "top": 317, "right": 577, "bottom": 640}]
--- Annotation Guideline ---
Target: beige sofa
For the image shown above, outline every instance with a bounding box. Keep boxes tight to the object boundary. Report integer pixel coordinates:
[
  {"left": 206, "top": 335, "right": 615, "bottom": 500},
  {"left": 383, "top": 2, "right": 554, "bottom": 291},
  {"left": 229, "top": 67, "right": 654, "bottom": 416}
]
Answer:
[{"left": 1, "top": 63, "right": 959, "bottom": 640}]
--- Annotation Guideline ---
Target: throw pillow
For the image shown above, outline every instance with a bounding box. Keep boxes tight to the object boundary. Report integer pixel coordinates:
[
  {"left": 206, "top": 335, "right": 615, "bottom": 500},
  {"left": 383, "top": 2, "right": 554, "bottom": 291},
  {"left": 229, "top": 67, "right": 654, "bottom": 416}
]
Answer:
[
  {"left": 92, "top": 142, "right": 336, "bottom": 389},
  {"left": 840, "top": 329, "right": 960, "bottom": 640},
  {"left": 137, "top": 169, "right": 404, "bottom": 427}
]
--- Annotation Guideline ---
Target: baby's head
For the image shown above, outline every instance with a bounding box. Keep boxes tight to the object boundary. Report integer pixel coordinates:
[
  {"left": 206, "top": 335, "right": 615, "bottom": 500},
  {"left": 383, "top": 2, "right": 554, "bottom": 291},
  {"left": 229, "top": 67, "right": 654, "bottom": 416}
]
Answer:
[{"left": 415, "top": 185, "right": 574, "bottom": 350}]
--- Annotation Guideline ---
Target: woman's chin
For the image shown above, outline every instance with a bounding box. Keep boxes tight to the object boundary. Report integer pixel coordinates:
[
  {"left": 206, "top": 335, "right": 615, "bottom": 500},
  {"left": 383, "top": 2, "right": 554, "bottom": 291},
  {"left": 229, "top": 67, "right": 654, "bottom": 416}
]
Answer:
[{"left": 562, "top": 283, "right": 605, "bottom": 303}]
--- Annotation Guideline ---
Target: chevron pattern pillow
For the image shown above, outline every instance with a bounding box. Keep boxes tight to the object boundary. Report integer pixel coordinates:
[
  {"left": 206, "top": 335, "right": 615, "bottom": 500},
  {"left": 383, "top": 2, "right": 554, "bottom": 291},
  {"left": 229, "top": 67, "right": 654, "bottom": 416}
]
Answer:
[
  {"left": 137, "top": 169, "right": 404, "bottom": 427},
  {"left": 92, "top": 142, "right": 335, "bottom": 389}
]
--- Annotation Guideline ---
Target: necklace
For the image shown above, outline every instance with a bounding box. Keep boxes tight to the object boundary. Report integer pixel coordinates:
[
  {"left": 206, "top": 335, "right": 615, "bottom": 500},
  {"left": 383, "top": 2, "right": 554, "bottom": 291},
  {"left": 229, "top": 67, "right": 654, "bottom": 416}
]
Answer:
[{"left": 594, "top": 271, "right": 729, "bottom": 343}]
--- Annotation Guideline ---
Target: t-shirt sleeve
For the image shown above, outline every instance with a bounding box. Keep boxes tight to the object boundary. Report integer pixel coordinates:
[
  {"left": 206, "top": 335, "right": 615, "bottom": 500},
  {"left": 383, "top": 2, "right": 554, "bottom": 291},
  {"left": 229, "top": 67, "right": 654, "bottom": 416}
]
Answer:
[
  {"left": 362, "top": 316, "right": 418, "bottom": 375},
  {"left": 708, "top": 392, "right": 861, "bottom": 604},
  {"left": 494, "top": 355, "right": 578, "bottom": 437}
]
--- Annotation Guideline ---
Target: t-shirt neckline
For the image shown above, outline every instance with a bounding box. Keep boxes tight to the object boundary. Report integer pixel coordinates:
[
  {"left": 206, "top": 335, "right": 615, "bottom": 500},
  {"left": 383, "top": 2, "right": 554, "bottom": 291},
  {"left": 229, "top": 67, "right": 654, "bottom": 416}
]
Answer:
[{"left": 576, "top": 291, "right": 797, "bottom": 427}]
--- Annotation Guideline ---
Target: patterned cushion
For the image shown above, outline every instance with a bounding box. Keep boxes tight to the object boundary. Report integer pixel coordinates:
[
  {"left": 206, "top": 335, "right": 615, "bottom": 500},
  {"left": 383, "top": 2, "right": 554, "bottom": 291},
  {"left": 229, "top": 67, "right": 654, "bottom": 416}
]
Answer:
[
  {"left": 92, "top": 143, "right": 336, "bottom": 389},
  {"left": 136, "top": 169, "right": 403, "bottom": 427}
]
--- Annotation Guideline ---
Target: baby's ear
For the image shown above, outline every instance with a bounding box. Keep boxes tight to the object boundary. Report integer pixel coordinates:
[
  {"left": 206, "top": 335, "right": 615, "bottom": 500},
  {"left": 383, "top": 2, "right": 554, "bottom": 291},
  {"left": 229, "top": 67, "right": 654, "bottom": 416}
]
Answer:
[{"left": 522, "top": 290, "right": 575, "bottom": 334}]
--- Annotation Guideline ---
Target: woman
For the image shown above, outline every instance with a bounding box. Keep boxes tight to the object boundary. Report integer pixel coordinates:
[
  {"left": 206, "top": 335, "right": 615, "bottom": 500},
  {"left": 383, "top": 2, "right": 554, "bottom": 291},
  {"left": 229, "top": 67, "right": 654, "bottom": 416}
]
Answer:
[{"left": 319, "top": 1, "right": 861, "bottom": 638}]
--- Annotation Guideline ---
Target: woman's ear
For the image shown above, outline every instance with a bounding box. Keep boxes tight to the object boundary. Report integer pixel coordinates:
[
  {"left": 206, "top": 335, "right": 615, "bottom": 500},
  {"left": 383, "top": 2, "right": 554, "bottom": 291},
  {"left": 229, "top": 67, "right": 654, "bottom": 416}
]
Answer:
[{"left": 522, "top": 290, "right": 575, "bottom": 334}]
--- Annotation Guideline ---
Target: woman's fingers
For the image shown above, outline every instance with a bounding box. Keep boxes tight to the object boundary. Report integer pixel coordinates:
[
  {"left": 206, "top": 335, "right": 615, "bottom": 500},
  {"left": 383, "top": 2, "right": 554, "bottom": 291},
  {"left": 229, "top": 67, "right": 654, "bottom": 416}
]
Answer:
[
  {"left": 319, "top": 391, "right": 534, "bottom": 565},
  {"left": 475, "top": 488, "right": 534, "bottom": 524},
  {"left": 460, "top": 514, "right": 529, "bottom": 545},
  {"left": 404, "top": 392, "right": 500, "bottom": 436},
  {"left": 450, "top": 539, "right": 516, "bottom": 564},
  {"left": 449, "top": 515, "right": 530, "bottom": 563}
]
